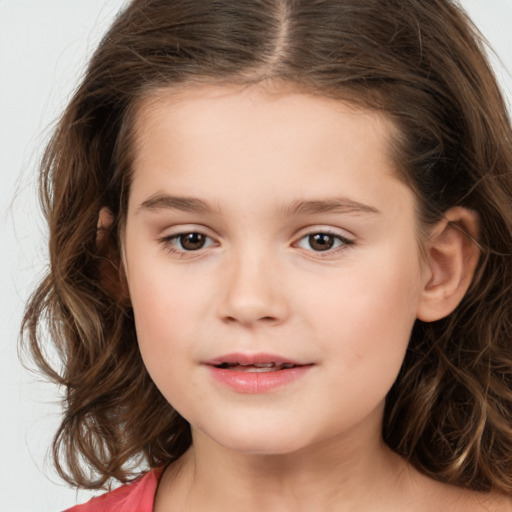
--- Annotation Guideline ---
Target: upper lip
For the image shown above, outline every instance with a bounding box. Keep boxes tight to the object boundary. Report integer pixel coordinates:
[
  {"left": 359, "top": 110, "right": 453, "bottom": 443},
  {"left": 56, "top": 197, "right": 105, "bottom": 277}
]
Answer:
[{"left": 204, "top": 353, "right": 308, "bottom": 366}]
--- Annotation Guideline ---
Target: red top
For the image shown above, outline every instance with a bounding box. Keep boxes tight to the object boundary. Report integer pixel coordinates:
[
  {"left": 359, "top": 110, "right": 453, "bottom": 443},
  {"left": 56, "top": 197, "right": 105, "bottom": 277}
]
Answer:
[{"left": 64, "top": 468, "right": 164, "bottom": 512}]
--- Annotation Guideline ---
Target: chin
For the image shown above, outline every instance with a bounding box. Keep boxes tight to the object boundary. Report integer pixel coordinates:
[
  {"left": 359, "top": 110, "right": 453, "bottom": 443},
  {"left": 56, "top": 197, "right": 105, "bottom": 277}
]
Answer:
[{"left": 195, "top": 422, "right": 313, "bottom": 456}]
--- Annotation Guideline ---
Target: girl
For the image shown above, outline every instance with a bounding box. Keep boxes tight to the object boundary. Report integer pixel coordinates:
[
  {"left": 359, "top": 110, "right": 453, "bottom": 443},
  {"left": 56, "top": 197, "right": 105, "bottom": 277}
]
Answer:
[{"left": 22, "top": 0, "right": 512, "bottom": 510}]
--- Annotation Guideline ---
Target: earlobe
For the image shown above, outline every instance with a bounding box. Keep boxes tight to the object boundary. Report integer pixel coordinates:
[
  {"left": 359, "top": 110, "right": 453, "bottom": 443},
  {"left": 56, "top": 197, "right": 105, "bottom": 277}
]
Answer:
[{"left": 416, "top": 207, "right": 480, "bottom": 322}]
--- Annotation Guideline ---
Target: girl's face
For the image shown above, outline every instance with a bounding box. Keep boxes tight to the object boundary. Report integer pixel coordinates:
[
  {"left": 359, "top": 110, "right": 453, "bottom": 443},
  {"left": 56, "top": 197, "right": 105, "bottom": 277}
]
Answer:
[{"left": 124, "top": 84, "right": 429, "bottom": 456}]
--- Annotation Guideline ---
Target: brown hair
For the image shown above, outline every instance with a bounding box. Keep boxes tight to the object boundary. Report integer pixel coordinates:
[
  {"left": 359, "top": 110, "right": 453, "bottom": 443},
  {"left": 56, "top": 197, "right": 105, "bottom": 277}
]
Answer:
[{"left": 22, "top": 0, "right": 512, "bottom": 493}]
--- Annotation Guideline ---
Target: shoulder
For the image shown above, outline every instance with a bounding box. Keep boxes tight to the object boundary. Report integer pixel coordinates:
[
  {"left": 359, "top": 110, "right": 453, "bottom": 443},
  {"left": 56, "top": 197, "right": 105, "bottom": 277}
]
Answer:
[
  {"left": 446, "top": 489, "right": 512, "bottom": 512},
  {"left": 403, "top": 462, "right": 512, "bottom": 512},
  {"left": 63, "top": 468, "right": 164, "bottom": 512},
  {"left": 420, "top": 480, "right": 512, "bottom": 512}
]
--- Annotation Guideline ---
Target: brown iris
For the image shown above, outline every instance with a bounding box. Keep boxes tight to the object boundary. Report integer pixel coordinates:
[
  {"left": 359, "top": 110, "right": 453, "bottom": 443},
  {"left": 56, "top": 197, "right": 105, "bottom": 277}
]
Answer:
[
  {"left": 308, "top": 233, "right": 336, "bottom": 251},
  {"left": 179, "top": 233, "right": 207, "bottom": 250}
]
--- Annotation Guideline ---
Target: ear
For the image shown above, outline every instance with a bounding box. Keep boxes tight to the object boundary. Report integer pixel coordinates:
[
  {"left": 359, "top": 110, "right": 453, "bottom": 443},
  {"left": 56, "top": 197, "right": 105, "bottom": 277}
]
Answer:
[
  {"left": 97, "top": 206, "right": 114, "bottom": 241},
  {"left": 416, "top": 207, "right": 480, "bottom": 322},
  {"left": 97, "top": 207, "right": 130, "bottom": 304}
]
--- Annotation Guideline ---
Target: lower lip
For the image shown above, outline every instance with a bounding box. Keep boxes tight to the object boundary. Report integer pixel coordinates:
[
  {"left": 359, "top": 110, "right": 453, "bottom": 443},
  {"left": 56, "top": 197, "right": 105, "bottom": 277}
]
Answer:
[{"left": 206, "top": 365, "right": 312, "bottom": 393}]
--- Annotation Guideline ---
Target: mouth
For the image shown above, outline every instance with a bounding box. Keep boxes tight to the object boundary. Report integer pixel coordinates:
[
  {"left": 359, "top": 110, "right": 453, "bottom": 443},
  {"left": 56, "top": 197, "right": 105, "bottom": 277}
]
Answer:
[
  {"left": 204, "top": 353, "right": 312, "bottom": 392},
  {"left": 205, "top": 353, "right": 308, "bottom": 372},
  {"left": 213, "top": 362, "right": 299, "bottom": 373}
]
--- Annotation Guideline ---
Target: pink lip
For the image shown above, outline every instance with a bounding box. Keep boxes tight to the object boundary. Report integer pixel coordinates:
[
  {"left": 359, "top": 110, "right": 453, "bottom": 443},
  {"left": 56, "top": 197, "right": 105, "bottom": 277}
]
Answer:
[{"left": 203, "top": 352, "right": 313, "bottom": 394}]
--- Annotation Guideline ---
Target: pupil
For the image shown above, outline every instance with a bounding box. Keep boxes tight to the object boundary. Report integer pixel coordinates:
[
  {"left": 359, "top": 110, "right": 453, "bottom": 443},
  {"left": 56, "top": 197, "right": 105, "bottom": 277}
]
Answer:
[
  {"left": 181, "top": 233, "right": 205, "bottom": 250},
  {"left": 309, "top": 233, "right": 334, "bottom": 251}
]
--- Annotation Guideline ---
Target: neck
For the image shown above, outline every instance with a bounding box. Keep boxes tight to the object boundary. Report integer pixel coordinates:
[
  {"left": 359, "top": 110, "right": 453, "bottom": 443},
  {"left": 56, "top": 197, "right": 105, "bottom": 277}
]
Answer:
[{"left": 156, "top": 413, "right": 416, "bottom": 512}]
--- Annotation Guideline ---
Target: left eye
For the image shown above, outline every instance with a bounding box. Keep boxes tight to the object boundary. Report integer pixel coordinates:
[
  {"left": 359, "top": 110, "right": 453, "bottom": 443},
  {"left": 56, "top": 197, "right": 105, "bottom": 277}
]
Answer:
[
  {"left": 168, "top": 232, "right": 215, "bottom": 251},
  {"left": 296, "top": 233, "right": 349, "bottom": 252}
]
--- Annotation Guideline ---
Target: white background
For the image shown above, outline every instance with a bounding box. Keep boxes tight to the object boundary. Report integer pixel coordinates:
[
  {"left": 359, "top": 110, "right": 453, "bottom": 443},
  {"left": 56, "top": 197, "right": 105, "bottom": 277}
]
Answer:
[{"left": 1, "top": 1, "right": 511, "bottom": 510}]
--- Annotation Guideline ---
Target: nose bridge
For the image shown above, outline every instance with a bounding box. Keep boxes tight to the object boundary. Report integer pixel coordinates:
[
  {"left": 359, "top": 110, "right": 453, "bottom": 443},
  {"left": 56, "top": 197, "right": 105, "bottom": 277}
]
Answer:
[{"left": 218, "top": 239, "right": 288, "bottom": 326}]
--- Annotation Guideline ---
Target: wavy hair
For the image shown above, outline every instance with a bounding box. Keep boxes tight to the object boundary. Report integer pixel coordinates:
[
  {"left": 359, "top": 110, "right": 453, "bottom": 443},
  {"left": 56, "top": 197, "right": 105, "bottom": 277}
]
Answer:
[{"left": 22, "top": 0, "right": 512, "bottom": 492}]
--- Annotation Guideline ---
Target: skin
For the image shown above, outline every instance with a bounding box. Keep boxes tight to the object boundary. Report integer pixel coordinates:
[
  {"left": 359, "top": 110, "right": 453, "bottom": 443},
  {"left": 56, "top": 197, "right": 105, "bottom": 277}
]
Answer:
[{"left": 121, "top": 83, "right": 504, "bottom": 511}]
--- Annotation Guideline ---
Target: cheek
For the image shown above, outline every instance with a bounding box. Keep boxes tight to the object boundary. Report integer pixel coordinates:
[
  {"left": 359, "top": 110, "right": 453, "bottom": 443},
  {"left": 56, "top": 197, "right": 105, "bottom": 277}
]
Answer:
[
  {"left": 125, "top": 260, "right": 185, "bottom": 356},
  {"left": 127, "top": 249, "right": 206, "bottom": 322},
  {"left": 304, "top": 250, "right": 422, "bottom": 371},
  {"left": 126, "top": 260, "right": 219, "bottom": 392}
]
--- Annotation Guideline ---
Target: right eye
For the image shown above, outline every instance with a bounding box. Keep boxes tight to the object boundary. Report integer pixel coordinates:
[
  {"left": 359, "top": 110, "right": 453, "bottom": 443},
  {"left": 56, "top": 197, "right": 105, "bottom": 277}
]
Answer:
[{"left": 163, "top": 232, "right": 216, "bottom": 252}]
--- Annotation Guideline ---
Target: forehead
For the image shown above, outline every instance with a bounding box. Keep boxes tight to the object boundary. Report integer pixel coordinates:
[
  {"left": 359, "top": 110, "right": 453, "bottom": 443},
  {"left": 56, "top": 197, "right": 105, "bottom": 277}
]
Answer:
[
  {"left": 127, "top": 83, "right": 409, "bottom": 215},
  {"left": 133, "top": 82, "right": 397, "bottom": 142}
]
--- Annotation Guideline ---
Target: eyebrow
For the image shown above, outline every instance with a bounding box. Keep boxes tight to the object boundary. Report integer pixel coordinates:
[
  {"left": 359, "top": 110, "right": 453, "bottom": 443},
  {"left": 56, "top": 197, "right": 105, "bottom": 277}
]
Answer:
[
  {"left": 138, "top": 194, "right": 380, "bottom": 216},
  {"left": 138, "top": 194, "right": 214, "bottom": 214},
  {"left": 284, "top": 198, "right": 380, "bottom": 216}
]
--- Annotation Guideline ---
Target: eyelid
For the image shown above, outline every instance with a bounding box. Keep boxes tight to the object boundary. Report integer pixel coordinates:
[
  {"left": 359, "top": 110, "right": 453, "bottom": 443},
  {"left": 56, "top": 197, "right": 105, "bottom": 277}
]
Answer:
[
  {"left": 170, "top": 233, "right": 216, "bottom": 249},
  {"left": 157, "top": 225, "right": 220, "bottom": 255},
  {"left": 157, "top": 223, "right": 217, "bottom": 240},
  {"left": 293, "top": 225, "right": 355, "bottom": 242},
  {"left": 292, "top": 226, "right": 355, "bottom": 254}
]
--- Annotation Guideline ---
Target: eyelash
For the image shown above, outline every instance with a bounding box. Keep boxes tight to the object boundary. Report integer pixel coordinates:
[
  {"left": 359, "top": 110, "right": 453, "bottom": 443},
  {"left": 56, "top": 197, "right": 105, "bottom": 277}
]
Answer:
[
  {"left": 159, "top": 230, "right": 354, "bottom": 256},
  {"left": 294, "top": 231, "right": 353, "bottom": 254},
  {"left": 160, "top": 232, "right": 217, "bottom": 256}
]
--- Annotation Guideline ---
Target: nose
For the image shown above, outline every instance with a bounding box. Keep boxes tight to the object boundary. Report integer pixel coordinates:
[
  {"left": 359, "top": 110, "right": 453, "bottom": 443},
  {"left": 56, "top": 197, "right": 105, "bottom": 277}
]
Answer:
[{"left": 217, "top": 249, "right": 289, "bottom": 327}]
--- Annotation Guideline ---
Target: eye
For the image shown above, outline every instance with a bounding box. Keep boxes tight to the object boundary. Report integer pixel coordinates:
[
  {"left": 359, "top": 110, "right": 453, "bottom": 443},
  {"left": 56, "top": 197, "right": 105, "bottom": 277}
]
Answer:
[
  {"left": 165, "top": 232, "right": 215, "bottom": 252},
  {"left": 296, "top": 232, "right": 351, "bottom": 252}
]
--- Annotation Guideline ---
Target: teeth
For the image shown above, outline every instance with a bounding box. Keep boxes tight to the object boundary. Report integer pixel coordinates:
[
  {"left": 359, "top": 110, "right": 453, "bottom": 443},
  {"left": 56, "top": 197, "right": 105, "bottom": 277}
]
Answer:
[
  {"left": 240, "top": 366, "right": 278, "bottom": 373},
  {"left": 216, "top": 362, "right": 297, "bottom": 372}
]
